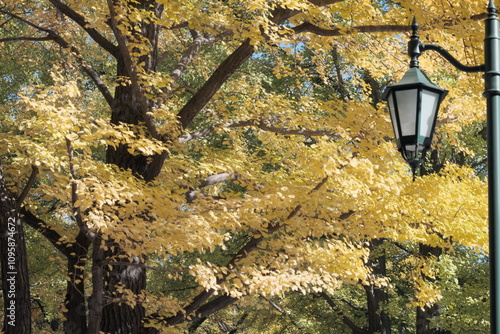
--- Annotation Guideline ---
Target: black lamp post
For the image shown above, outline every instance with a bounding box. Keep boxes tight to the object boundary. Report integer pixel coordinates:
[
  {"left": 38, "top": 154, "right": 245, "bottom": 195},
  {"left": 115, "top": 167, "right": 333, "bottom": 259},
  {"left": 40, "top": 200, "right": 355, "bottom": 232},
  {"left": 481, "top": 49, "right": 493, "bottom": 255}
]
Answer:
[{"left": 383, "top": 1, "right": 500, "bottom": 332}]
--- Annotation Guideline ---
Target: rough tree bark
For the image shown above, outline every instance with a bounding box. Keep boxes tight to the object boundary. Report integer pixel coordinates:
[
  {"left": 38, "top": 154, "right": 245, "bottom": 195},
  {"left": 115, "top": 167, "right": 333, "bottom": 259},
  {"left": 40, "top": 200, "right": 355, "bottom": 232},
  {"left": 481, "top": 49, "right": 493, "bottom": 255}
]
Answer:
[
  {"left": 415, "top": 243, "right": 451, "bottom": 334},
  {"left": 364, "top": 239, "right": 391, "bottom": 334},
  {"left": 63, "top": 232, "right": 90, "bottom": 334}
]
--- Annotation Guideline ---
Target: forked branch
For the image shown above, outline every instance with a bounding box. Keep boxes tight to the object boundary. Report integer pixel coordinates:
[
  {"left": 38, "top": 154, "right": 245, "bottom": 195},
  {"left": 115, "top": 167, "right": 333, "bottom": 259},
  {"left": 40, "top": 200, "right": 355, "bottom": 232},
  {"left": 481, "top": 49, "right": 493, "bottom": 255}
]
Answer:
[
  {"left": 0, "top": 8, "right": 114, "bottom": 107},
  {"left": 47, "top": 0, "right": 118, "bottom": 56}
]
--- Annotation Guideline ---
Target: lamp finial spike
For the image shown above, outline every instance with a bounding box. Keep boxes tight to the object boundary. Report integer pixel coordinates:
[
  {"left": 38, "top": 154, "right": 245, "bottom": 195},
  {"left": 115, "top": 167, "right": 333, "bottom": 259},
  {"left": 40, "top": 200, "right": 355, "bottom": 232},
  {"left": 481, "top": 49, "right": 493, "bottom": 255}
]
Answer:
[
  {"left": 489, "top": 0, "right": 497, "bottom": 13},
  {"left": 411, "top": 16, "right": 419, "bottom": 35}
]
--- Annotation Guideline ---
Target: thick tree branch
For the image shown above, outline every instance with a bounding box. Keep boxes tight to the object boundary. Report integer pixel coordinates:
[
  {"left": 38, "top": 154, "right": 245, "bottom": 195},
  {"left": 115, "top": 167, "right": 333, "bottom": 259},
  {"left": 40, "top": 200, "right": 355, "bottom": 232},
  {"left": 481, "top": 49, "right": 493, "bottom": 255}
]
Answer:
[
  {"left": 47, "top": 0, "right": 118, "bottom": 56},
  {"left": 176, "top": 38, "right": 254, "bottom": 129},
  {"left": 293, "top": 23, "right": 410, "bottom": 36},
  {"left": 178, "top": 119, "right": 342, "bottom": 143},
  {"left": 176, "top": 7, "right": 298, "bottom": 130},
  {"left": 16, "top": 165, "right": 38, "bottom": 206},
  {"left": 21, "top": 208, "right": 70, "bottom": 256},
  {"left": 168, "top": 30, "right": 233, "bottom": 84},
  {"left": 193, "top": 295, "right": 239, "bottom": 320},
  {"left": 88, "top": 238, "right": 104, "bottom": 334}
]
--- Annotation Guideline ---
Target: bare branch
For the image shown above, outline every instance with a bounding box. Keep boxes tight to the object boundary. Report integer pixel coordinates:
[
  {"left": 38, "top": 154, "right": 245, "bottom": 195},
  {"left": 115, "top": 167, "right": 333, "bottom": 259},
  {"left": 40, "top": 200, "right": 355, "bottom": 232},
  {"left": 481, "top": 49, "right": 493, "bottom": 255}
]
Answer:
[
  {"left": 0, "top": 16, "right": 13, "bottom": 29},
  {"left": 318, "top": 291, "right": 370, "bottom": 334},
  {"left": 293, "top": 23, "right": 409, "bottom": 36},
  {"left": 178, "top": 119, "right": 341, "bottom": 143},
  {"left": 186, "top": 172, "right": 238, "bottom": 203},
  {"left": 292, "top": 12, "right": 489, "bottom": 37},
  {"left": 0, "top": 36, "right": 54, "bottom": 42},
  {"left": 47, "top": 0, "right": 118, "bottom": 56},
  {"left": 16, "top": 165, "right": 39, "bottom": 206},
  {"left": 0, "top": 8, "right": 52, "bottom": 32},
  {"left": 168, "top": 30, "right": 233, "bottom": 83},
  {"left": 261, "top": 296, "right": 305, "bottom": 331}
]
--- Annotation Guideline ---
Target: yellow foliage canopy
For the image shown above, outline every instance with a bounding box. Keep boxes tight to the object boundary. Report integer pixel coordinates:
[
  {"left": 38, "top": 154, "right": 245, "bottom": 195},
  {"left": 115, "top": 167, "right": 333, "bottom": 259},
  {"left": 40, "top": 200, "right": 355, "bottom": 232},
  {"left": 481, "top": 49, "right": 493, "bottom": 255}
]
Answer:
[{"left": 0, "top": 0, "right": 489, "bottom": 331}]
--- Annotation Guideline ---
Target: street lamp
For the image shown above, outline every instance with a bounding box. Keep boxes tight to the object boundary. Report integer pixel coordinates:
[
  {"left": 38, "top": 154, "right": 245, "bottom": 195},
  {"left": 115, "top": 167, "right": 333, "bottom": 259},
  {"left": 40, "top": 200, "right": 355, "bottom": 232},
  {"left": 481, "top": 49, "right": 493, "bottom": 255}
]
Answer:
[
  {"left": 383, "top": 1, "right": 500, "bottom": 332},
  {"left": 383, "top": 66, "right": 448, "bottom": 176}
]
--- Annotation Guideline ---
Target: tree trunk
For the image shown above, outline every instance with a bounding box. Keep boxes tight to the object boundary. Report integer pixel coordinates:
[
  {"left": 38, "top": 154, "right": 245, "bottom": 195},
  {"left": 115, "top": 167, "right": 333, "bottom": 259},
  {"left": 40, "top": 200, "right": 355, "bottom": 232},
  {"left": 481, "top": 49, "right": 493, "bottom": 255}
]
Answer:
[
  {"left": 63, "top": 232, "right": 90, "bottom": 334},
  {"left": 363, "top": 239, "right": 391, "bottom": 334},
  {"left": 0, "top": 167, "right": 31, "bottom": 333},
  {"left": 100, "top": 2, "right": 163, "bottom": 329},
  {"left": 415, "top": 243, "right": 450, "bottom": 334}
]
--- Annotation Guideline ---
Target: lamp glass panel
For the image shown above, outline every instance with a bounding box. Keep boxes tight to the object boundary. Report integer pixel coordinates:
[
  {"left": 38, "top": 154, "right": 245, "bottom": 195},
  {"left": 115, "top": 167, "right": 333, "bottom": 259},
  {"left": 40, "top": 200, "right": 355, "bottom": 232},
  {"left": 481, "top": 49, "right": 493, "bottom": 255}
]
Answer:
[
  {"left": 419, "top": 90, "right": 440, "bottom": 139},
  {"left": 387, "top": 93, "right": 400, "bottom": 141},
  {"left": 405, "top": 144, "right": 416, "bottom": 152},
  {"left": 395, "top": 89, "right": 418, "bottom": 136}
]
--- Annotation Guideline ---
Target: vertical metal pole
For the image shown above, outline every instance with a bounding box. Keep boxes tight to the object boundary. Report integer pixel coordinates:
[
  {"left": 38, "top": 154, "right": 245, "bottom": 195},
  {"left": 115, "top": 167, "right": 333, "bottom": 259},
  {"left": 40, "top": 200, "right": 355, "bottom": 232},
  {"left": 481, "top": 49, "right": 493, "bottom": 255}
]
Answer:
[{"left": 486, "top": 1, "right": 500, "bottom": 332}]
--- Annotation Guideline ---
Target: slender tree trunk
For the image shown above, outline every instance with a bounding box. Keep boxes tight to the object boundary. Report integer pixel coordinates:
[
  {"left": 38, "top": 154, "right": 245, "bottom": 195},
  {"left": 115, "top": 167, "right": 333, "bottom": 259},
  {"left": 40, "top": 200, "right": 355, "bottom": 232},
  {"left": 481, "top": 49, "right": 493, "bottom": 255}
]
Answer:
[{"left": 0, "top": 167, "right": 31, "bottom": 333}]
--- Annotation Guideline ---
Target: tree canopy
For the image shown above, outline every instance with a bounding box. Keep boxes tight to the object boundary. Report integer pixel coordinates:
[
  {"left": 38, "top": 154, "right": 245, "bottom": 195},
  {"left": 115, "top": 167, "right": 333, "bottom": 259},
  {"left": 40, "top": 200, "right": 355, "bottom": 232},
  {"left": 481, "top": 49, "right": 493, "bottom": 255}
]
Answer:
[{"left": 0, "top": 0, "right": 490, "bottom": 333}]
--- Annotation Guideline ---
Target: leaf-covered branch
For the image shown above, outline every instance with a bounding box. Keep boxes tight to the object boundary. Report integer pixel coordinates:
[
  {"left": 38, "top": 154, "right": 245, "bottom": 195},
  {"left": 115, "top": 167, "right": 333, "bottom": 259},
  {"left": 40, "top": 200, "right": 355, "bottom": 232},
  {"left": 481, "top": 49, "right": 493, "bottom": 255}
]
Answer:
[
  {"left": 66, "top": 138, "right": 96, "bottom": 241},
  {"left": 306, "top": 0, "right": 345, "bottom": 5},
  {"left": 178, "top": 119, "right": 342, "bottom": 143},
  {"left": 0, "top": 7, "right": 114, "bottom": 107},
  {"left": 150, "top": 176, "right": 330, "bottom": 326}
]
